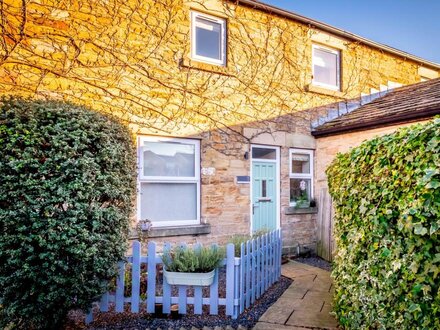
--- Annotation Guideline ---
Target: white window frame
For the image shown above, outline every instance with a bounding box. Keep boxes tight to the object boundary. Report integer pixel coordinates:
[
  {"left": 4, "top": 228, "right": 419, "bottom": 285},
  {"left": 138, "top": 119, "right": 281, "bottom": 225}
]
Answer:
[
  {"left": 137, "top": 136, "right": 201, "bottom": 227},
  {"left": 289, "top": 148, "right": 314, "bottom": 206},
  {"left": 191, "top": 11, "right": 226, "bottom": 66},
  {"left": 312, "top": 44, "right": 341, "bottom": 91}
]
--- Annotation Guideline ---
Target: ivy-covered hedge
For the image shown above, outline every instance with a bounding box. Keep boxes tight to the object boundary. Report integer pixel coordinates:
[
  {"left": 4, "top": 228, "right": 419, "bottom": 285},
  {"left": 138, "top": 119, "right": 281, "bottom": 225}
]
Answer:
[
  {"left": 0, "top": 98, "right": 137, "bottom": 329},
  {"left": 327, "top": 118, "right": 440, "bottom": 329}
]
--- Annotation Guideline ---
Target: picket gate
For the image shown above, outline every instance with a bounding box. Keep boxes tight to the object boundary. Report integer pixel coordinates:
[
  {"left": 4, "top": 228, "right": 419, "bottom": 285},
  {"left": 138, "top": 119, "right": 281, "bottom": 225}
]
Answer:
[{"left": 86, "top": 229, "right": 281, "bottom": 323}]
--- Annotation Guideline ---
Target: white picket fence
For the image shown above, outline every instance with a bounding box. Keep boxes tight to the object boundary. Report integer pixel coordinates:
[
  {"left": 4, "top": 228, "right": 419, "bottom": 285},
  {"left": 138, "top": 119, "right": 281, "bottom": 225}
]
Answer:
[{"left": 86, "top": 229, "right": 282, "bottom": 323}]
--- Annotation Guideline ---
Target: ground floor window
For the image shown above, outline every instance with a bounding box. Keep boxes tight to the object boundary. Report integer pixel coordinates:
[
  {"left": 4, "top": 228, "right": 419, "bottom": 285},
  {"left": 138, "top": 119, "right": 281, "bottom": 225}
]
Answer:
[
  {"left": 289, "top": 149, "right": 314, "bottom": 207},
  {"left": 138, "top": 136, "right": 200, "bottom": 227}
]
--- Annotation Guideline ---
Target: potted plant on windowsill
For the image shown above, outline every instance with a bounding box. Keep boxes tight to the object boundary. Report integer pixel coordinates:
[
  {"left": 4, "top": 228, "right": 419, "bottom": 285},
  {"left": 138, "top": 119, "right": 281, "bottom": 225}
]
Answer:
[
  {"left": 294, "top": 180, "right": 310, "bottom": 208},
  {"left": 161, "top": 245, "right": 224, "bottom": 286}
]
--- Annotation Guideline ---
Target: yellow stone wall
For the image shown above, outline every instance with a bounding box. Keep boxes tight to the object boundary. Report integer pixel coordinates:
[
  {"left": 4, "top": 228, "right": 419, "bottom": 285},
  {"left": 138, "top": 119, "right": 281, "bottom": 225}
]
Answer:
[
  {"left": 1, "top": 0, "right": 438, "bottom": 249},
  {"left": 1, "top": 0, "right": 436, "bottom": 135}
]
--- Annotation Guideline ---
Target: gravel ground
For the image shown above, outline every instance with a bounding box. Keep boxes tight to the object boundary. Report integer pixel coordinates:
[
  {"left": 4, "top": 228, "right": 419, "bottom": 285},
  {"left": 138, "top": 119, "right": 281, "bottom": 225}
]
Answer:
[
  {"left": 65, "top": 276, "right": 292, "bottom": 330},
  {"left": 292, "top": 256, "right": 332, "bottom": 272}
]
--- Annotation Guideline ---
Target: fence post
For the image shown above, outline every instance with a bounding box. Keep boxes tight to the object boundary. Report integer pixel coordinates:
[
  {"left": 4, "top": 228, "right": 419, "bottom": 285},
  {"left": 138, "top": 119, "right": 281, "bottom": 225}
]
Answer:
[
  {"left": 245, "top": 240, "right": 251, "bottom": 308},
  {"left": 99, "top": 291, "right": 109, "bottom": 312},
  {"left": 264, "top": 233, "right": 269, "bottom": 291},
  {"left": 251, "top": 238, "right": 256, "bottom": 304},
  {"left": 209, "top": 267, "right": 219, "bottom": 315},
  {"left": 239, "top": 242, "right": 245, "bottom": 314},
  {"left": 115, "top": 261, "right": 125, "bottom": 312},
  {"left": 210, "top": 243, "right": 219, "bottom": 315},
  {"left": 269, "top": 231, "right": 274, "bottom": 285},
  {"left": 278, "top": 229, "right": 282, "bottom": 279},
  {"left": 193, "top": 243, "right": 203, "bottom": 315},
  {"left": 178, "top": 285, "right": 187, "bottom": 314},
  {"left": 225, "top": 243, "right": 235, "bottom": 316},
  {"left": 131, "top": 241, "right": 141, "bottom": 313},
  {"left": 256, "top": 236, "right": 261, "bottom": 299},
  {"left": 233, "top": 254, "right": 240, "bottom": 319},
  {"left": 146, "top": 241, "right": 156, "bottom": 313},
  {"left": 85, "top": 309, "right": 93, "bottom": 324},
  {"left": 176, "top": 243, "right": 187, "bottom": 314},
  {"left": 162, "top": 243, "right": 171, "bottom": 314}
]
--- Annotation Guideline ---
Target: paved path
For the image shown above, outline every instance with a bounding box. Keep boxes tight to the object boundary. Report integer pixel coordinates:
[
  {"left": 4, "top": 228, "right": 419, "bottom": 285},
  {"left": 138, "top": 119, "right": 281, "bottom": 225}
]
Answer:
[{"left": 254, "top": 261, "right": 338, "bottom": 330}]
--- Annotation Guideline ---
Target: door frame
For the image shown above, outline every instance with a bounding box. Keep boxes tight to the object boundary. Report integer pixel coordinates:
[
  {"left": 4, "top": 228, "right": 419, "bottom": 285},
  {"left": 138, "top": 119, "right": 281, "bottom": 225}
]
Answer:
[{"left": 250, "top": 144, "right": 281, "bottom": 234}]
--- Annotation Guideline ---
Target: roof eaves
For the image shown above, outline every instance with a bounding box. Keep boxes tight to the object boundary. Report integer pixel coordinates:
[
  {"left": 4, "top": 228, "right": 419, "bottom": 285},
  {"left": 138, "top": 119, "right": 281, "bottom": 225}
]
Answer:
[{"left": 312, "top": 107, "right": 440, "bottom": 138}]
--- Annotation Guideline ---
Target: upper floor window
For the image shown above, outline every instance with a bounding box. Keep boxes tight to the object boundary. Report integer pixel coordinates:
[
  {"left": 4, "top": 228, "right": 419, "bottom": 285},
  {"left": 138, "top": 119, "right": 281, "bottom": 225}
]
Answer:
[
  {"left": 312, "top": 44, "right": 340, "bottom": 91},
  {"left": 191, "top": 11, "right": 226, "bottom": 66},
  {"left": 289, "top": 149, "right": 314, "bottom": 208},
  {"left": 138, "top": 136, "right": 200, "bottom": 227}
]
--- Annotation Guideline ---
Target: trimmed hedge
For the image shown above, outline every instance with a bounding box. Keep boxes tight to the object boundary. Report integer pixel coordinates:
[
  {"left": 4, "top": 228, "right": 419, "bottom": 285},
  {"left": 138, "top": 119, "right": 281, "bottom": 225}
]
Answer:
[
  {"left": 327, "top": 118, "right": 440, "bottom": 329},
  {"left": 0, "top": 98, "right": 137, "bottom": 329}
]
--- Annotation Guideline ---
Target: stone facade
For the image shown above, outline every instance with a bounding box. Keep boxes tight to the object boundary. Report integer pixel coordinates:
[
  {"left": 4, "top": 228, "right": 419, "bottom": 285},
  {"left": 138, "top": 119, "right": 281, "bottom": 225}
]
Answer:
[{"left": 1, "top": 0, "right": 439, "bottom": 253}]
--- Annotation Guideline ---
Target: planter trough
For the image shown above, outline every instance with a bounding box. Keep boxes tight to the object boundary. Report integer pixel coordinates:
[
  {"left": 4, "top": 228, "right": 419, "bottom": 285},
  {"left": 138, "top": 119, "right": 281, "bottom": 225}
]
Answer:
[{"left": 163, "top": 269, "right": 215, "bottom": 286}]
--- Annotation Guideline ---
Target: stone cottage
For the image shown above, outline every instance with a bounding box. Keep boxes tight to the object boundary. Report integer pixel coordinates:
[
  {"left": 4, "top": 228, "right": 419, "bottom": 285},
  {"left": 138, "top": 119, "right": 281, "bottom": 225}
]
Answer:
[
  {"left": 1, "top": 0, "right": 439, "bottom": 254},
  {"left": 312, "top": 77, "right": 440, "bottom": 260}
]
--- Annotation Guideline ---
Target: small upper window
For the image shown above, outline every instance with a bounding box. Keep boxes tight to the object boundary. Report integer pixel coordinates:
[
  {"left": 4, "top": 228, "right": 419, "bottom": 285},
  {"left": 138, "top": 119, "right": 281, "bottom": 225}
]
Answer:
[
  {"left": 191, "top": 11, "right": 226, "bottom": 66},
  {"left": 312, "top": 45, "right": 340, "bottom": 90}
]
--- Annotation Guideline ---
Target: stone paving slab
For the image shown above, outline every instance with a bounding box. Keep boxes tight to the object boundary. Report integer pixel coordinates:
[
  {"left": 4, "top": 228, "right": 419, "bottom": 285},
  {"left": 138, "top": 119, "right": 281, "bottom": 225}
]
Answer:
[
  {"left": 286, "top": 310, "right": 338, "bottom": 329},
  {"left": 258, "top": 298, "right": 295, "bottom": 324},
  {"left": 254, "top": 261, "right": 338, "bottom": 330},
  {"left": 253, "top": 322, "right": 305, "bottom": 330}
]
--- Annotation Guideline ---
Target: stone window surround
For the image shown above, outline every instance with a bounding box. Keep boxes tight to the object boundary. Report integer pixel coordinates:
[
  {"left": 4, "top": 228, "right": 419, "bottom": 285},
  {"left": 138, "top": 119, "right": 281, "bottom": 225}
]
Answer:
[
  {"left": 137, "top": 136, "right": 201, "bottom": 228},
  {"left": 190, "top": 10, "right": 227, "bottom": 66}
]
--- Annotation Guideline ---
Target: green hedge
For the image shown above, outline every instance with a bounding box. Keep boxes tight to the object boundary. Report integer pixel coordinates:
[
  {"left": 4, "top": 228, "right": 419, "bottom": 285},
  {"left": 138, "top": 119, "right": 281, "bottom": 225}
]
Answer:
[
  {"left": 0, "top": 98, "right": 137, "bottom": 329},
  {"left": 327, "top": 118, "right": 440, "bottom": 329}
]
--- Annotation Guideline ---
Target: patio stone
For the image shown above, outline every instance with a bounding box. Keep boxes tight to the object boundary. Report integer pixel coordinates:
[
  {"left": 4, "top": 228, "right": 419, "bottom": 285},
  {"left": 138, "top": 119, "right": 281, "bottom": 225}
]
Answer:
[
  {"left": 258, "top": 298, "right": 296, "bottom": 324},
  {"left": 253, "top": 322, "right": 305, "bottom": 330},
  {"left": 286, "top": 310, "right": 338, "bottom": 329},
  {"left": 254, "top": 260, "right": 338, "bottom": 330}
]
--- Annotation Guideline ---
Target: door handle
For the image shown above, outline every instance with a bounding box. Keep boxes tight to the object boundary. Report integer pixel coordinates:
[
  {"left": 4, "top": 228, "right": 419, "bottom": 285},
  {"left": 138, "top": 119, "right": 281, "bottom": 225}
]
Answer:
[{"left": 252, "top": 203, "right": 259, "bottom": 214}]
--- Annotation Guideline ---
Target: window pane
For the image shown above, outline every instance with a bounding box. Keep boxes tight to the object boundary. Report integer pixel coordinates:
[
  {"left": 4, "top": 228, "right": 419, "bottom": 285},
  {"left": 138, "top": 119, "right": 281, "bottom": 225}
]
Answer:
[
  {"left": 140, "top": 183, "right": 197, "bottom": 222},
  {"left": 314, "top": 48, "right": 338, "bottom": 87},
  {"left": 195, "top": 17, "right": 221, "bottom": 60},
  {"left": 290, "top": 178, "right": 311, "bottom": 205},
  {"left": 291, "top": 153, "right": 310, "bottom": 174},
  {"left": 262, "top": 180, "right": 267, "bottom": 197},
  {"left": 142, "top": 141, "right": 195, "bottom": 177},
  {"left": 252, "top": 147, "right": 276, "bottom": 160}
]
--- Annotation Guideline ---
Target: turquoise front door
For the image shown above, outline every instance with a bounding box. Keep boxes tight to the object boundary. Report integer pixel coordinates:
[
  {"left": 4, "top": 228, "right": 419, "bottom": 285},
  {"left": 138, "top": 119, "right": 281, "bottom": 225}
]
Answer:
[{"left": 252, "top": 161, "right": 277, "bottom": 232}]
